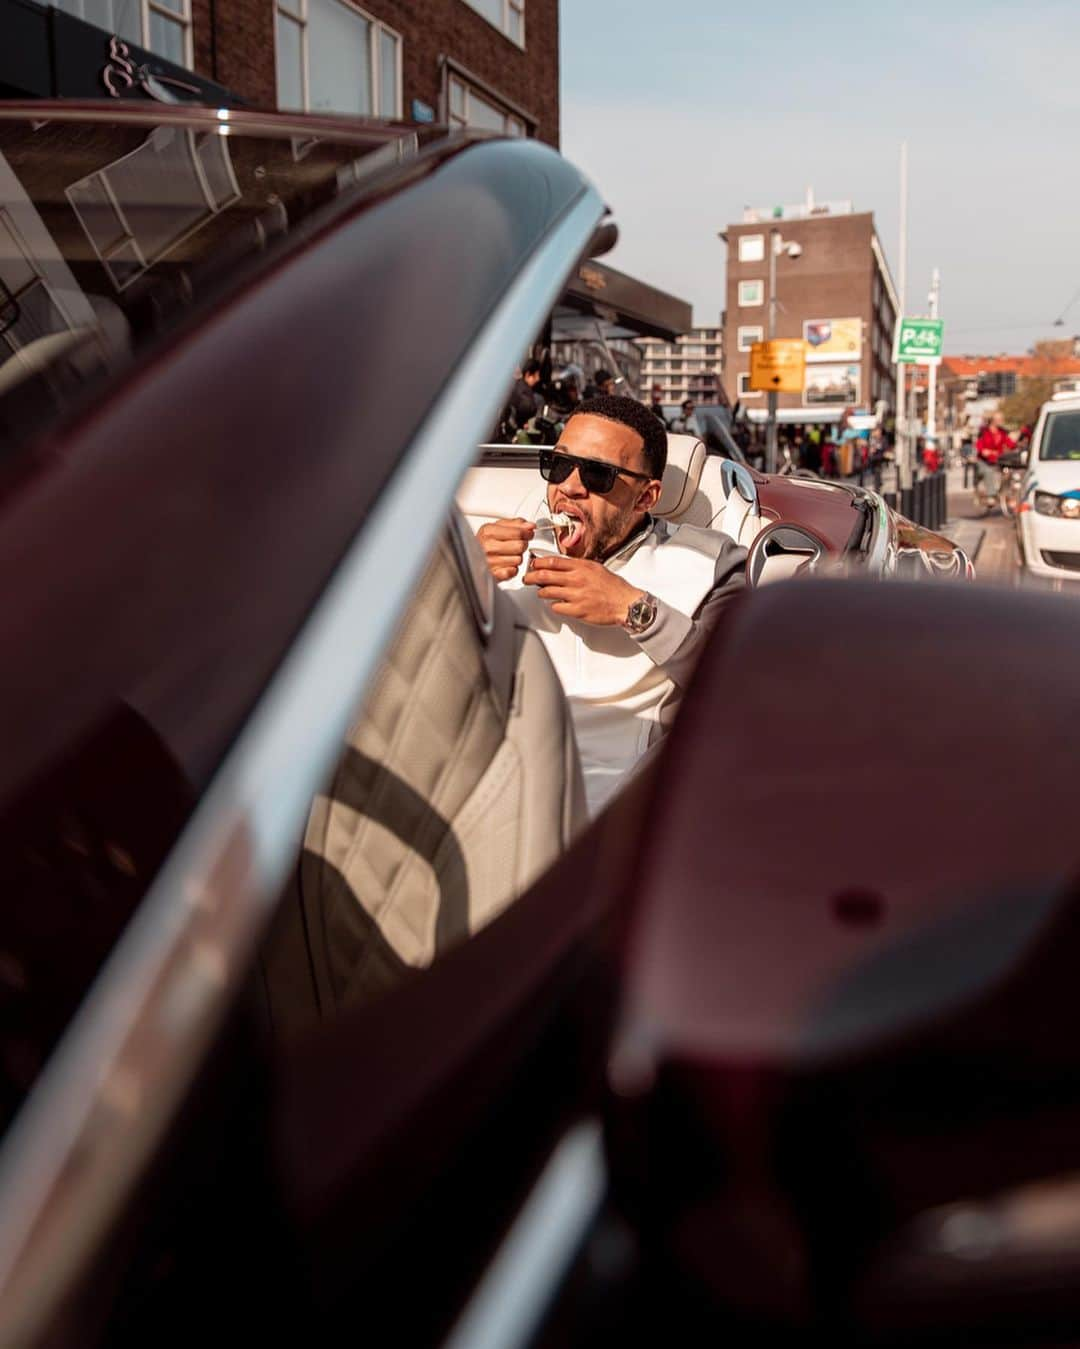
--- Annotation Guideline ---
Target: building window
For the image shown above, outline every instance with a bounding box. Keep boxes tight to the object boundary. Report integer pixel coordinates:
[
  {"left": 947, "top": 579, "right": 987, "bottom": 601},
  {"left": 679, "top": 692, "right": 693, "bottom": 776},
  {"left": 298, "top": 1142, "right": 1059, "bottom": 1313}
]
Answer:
[
  {"left": 737, "top": 373, "right": 761, "bottom": 398},
  {"left": 461, "top": 0, "right": 525, "bottom": 47},
  {"left": 737, "top": 325, "right": 763, "bottom": 351},
  {"left": 738, "top": 280, "right": 763, "bottom": 307},
  {"left": 738, "top": 234, "right": 765, "bottom": 263},
  {"left": 276, "top": 0, "right": 402, "bottom": 118},
  {"left": 56, "top": 0, "right": 192, "bottom": 67},
  {"left": 448, "top": 73, "right": 526, "bottom": 134}
]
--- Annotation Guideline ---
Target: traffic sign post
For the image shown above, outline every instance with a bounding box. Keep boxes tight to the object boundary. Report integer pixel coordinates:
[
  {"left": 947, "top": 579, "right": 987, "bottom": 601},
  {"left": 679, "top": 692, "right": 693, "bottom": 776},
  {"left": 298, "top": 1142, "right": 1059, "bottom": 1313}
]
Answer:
[
  {"left": 749, "top": 338, "right": 806, "bottom": 393},
  {"left": 893, "top": 317, "right": 944, "bottom": 364}
]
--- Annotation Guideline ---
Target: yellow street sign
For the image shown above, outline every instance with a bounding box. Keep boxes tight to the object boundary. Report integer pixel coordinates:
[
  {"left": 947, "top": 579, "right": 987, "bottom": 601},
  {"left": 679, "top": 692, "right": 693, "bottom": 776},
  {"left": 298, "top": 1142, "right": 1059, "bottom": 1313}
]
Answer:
[{"left": 749, "top": 339, "right": 807, "bottom": 393}]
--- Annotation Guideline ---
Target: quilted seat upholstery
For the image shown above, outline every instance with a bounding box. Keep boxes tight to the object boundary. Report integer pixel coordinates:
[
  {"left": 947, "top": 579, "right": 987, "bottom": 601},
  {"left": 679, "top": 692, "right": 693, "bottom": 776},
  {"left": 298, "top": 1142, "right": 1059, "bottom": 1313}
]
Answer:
[{"left": 261, "top": 522, "right": 585, "bottom": 1034}]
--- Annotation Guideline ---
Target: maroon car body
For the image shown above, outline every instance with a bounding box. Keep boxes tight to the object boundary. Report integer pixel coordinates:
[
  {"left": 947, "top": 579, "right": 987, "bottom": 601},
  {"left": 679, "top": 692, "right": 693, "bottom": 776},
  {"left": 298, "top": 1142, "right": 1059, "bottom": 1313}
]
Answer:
[{"left": 0, "top": 102, "right": 1068, "bottom": 1349}]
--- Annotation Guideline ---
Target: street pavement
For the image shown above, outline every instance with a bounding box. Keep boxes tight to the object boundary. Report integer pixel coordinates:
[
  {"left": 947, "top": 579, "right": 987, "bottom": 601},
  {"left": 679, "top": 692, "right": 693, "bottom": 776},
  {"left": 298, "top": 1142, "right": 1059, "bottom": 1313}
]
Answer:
[{"left": 939, "top": 465, "right": 1018, "bottom": 586}]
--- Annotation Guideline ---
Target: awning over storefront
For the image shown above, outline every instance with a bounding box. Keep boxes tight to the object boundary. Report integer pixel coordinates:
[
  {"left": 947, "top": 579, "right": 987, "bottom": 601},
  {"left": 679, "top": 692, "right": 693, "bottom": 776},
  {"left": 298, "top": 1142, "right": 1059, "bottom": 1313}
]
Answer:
[
  {"left": 553, "top": 258, "right": 691, "bottom": 343},
  {"left": 746, "top": 406, "right": 846, "bottom": 424},
  {"left": 0, "top": 0, "right": 241, "bottom": 105}
]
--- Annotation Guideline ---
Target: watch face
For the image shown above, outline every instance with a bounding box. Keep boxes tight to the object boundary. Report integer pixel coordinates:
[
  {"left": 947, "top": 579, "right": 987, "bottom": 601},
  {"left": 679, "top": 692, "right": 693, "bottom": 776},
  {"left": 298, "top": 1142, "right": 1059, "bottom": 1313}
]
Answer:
[{"left": 627, "top": 595, "right": 657, "bottom": 632}]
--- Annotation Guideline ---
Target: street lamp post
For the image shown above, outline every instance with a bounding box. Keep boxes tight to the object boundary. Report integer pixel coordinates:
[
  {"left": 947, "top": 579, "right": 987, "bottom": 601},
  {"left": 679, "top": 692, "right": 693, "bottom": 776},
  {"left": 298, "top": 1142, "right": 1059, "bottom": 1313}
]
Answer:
[
  {"left": 926, "top": 267, "right": 941, "bottom": 452},
  {"left": 765, "top": 227, "right": 801, "bottom": 475}
]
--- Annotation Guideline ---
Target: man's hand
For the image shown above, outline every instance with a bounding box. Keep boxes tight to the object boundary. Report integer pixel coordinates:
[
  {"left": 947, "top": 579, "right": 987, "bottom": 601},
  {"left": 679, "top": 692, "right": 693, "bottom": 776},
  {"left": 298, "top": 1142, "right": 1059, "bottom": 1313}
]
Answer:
[
  {"left": 477, "top": 518, "right": 534, "bottom": 582},
  {"left": 524, "top": 554, "right": 642, "bottom": 627}
]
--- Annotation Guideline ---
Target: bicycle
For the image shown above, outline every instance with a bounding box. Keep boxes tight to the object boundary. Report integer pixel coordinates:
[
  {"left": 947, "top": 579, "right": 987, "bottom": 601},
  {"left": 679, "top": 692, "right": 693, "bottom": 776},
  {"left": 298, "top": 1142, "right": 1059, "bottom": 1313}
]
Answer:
[{"left": 973, "top": 456, "right": 1025, "bottom": 517}]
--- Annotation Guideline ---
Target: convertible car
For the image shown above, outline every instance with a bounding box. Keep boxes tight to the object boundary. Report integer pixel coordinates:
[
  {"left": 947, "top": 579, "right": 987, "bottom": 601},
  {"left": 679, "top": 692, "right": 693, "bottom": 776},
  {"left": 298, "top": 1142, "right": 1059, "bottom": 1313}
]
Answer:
[{"left": 0, "top": 103, "right": 1072, "bottom": 1349}]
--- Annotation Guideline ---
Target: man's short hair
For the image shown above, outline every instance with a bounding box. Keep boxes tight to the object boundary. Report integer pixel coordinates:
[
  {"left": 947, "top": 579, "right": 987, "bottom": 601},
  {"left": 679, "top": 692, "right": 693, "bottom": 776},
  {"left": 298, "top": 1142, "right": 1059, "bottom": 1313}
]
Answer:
[
  {"left": 568, "top": 394, "right": 668, "bottom": 481},
  {"left": 522, "top": 358, "right": 542, "bottom": 377},
  {"left": 593, "top": 367, "right": 613, "bottom": 386},
  {"left": 682, "top": 399, "right": 694, "bottom": 411}
]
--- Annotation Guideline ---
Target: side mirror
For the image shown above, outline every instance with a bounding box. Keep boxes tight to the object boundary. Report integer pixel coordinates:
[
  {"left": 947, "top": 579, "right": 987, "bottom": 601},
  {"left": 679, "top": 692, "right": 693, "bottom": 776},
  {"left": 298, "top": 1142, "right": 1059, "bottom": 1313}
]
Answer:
[{"left": 746, "top": 522, "right": 828, "bottom": 587}]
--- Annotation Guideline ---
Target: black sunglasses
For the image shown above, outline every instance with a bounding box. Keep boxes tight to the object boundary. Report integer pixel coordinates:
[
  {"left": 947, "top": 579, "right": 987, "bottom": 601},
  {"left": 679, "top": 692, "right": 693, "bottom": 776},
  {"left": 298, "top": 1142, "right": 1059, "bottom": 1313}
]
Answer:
[{"left": 538, "top": 448, "right": 653, "bottom": 496}]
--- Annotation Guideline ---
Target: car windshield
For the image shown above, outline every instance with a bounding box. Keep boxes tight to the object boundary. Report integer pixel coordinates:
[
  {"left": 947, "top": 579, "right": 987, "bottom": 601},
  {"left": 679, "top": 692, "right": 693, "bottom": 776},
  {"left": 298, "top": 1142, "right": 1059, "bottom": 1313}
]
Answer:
[
  {"left": 1039, "top": 410, "right": 1080, "bottom": 460},
  {"left": 0, "top": 111, "right": 426, "bottom": 469}
]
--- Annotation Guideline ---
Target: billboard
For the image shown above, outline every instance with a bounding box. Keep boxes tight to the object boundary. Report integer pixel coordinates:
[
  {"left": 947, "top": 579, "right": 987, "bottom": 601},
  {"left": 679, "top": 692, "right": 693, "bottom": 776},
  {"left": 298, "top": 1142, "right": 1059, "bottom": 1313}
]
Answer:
[
  {"left": 805, "top": 363, "right": 860, "bottom": 406},
  {"left": 803, "top": 317, "right": 862, "bottom": 363}
]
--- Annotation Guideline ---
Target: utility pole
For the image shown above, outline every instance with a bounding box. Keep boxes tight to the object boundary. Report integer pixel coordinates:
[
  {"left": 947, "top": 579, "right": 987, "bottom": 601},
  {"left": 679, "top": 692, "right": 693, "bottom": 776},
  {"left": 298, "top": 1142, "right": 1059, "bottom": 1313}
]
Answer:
[
  {"left": 894, "top": 140, "right": 908, "bottom": 494},
  {"left": 766, "top": 227, "right": 779, "bottom": 475},
  {"left": 926, "top": 267, "right": 940, "bottom": 451}
]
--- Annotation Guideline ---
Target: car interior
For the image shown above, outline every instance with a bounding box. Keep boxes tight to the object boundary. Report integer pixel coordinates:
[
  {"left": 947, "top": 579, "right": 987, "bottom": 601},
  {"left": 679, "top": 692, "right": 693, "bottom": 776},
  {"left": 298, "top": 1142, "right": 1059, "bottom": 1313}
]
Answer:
[
  {"left": 258, "top": 514, "right": 585, "bottom": 1037},
  {"left": 258, "top": 432, "right": 772, "bottom": 1036},
  {"left": 257, "top": 425, "right": 850, "bottom": 1042}
]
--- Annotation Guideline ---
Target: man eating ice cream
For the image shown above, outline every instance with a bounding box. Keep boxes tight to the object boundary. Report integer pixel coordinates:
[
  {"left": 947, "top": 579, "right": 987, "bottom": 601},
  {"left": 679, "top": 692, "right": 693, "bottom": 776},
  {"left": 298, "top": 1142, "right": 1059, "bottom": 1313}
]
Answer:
[{"left": 477, "top": 395, "right": 745, "bottom": 814}]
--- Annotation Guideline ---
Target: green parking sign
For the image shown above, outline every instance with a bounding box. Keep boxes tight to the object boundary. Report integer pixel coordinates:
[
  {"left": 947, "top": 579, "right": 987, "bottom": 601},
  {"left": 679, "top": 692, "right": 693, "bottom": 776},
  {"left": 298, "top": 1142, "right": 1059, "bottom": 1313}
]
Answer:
[{"left": 894, "top": 317, "right": 944, "bottom": 364}]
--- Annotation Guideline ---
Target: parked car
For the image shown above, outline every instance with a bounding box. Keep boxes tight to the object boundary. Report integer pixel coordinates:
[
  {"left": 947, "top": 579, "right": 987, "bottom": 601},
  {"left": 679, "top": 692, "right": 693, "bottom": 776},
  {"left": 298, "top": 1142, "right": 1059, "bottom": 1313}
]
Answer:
[
  {"left": 4, "top": 103, "right": 1066, "bottom": 1349},
  {"left": 1016, "top": 391, "right": 1080, "bottom": 585}
]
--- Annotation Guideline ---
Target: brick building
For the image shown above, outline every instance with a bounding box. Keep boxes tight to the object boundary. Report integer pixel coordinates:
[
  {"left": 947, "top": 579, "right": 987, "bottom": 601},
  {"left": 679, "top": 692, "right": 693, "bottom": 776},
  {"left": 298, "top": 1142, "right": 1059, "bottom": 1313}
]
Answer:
[
  {"left": 0, "top": 0, "right": 559, "bottom": 147},
  {"left": 722, "top": 200, "right": 898, "bottom": 423}
]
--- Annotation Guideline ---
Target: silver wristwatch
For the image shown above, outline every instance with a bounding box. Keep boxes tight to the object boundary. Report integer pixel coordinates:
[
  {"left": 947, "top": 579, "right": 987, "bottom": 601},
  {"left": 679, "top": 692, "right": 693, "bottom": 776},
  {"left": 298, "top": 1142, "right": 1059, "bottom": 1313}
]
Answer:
[{"left": 623, "top": 591, "right": 658, "bottom": 635}]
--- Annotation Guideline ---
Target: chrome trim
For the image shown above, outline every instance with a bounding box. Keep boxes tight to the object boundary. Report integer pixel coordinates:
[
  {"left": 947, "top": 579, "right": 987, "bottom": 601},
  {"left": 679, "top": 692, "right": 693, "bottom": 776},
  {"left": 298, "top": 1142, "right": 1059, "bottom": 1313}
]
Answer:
[
  {"left": 447, "top": 508, "right": 496, "bottom": 642},
  {"left": 720, "top": 457, "right": 759, "bottom": 510},
  {"left": 862, "top": 489, "right": 893, "bottom": 577},
  {"left": 0, "top": 181, "right": 605, "bottom": 1349},
  {"left": 443, "top": 1122, "right": 606, "bottom": 1349},
  {"left": 477, "top": 443, "right": 542, "bottom": 465},
  {"left": 0, "top": 102, "right": 418, "bottom": 146}
]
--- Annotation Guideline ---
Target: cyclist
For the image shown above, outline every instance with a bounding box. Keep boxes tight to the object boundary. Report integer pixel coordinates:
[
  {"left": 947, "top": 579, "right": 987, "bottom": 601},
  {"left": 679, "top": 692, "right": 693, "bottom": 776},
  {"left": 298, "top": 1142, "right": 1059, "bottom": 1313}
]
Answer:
[{"left": 975, "top": 412, "right": 1015, "bottom": 503}]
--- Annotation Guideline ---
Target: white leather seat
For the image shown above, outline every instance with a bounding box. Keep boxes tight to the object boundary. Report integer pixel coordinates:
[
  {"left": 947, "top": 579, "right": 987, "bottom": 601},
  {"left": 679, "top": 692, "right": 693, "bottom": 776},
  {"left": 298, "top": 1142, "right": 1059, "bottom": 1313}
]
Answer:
[
  {"left": 654, "top": 433, "right": 706, "bottom": 518},
  {"left": 260, "top": 509, "right": 586, "bottom": 1033},
  {"left": 457, "top": 434, "right": 766, "bottom": 549}
]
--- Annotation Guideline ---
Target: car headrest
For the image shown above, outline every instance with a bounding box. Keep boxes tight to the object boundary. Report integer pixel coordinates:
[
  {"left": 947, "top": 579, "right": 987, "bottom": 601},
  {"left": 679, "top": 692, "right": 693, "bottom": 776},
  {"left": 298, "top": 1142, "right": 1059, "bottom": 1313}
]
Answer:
[{"left": 654, "top": 434, "right": 706, "bottom": 519}]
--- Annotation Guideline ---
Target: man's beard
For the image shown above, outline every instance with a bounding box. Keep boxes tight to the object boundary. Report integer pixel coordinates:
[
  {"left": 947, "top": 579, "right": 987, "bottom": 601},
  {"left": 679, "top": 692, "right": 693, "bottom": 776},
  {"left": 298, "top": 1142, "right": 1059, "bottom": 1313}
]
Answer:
[{"left": 586, "top": 510, "right": 640, "bottom": 562}]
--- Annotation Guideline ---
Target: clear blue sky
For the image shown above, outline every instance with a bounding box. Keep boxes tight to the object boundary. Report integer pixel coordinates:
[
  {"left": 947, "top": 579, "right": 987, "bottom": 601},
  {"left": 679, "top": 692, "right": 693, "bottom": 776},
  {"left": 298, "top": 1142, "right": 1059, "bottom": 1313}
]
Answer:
[{"left": 560, "top": 0, "right": 1080, "bottom": 354}]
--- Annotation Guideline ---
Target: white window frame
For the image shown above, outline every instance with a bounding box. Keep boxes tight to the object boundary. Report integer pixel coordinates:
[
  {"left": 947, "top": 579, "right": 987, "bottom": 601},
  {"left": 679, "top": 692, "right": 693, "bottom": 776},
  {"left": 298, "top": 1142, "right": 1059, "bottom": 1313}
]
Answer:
[
  {"left": 56, "top": 0, "right": 193, "bottom": 68},
  {"left": 461, "top": 0, "right": 525, "bottom": 48},
  {"left": 738, "top": 233, "right": 765, "bottom": 263},
  {"left": 447, "top": 72, "right": 528, "bottom": 136},
  {"left": 66, "top": 128, "right": 240, "bottom": 292},
  {"left": 737, "top": 325, "right": 763, "bottom": 352},
  {"left": 738, "top": 280, "right": 764, "bottom": 307},
  {"left": 274, "top": 0, "right": 403, "bottom": 118},
  {"left": 737, "top": 372, "right": 761, "bottom": 398}
]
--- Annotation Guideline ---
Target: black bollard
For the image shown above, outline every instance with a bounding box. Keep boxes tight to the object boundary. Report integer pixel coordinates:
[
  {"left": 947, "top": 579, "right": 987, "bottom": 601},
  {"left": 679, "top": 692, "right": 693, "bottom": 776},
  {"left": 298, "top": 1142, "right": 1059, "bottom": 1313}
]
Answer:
[{"left": 901, "top": 486, "right": 914, "bottom": 520}]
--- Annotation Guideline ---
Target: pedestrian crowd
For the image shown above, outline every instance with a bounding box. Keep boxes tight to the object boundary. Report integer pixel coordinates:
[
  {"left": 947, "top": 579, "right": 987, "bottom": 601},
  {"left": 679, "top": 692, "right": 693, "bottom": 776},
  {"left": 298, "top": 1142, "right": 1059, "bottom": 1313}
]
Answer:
[
  {"left": 499, "top": 363, "right": 961, "bottom": 491},
  {"left": 497, "top": 360, "right": 710, "bottom": 447},
  {"left": 495, "top": 358, "right": 621, "bottom": 444}
]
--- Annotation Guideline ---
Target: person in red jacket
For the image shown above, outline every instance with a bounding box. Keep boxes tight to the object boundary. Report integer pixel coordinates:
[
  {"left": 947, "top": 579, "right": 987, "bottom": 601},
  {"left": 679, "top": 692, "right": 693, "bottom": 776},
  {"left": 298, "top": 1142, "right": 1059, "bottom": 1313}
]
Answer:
[{"left": 975, "top": 412, "right": 1015, "bottom": 499}]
